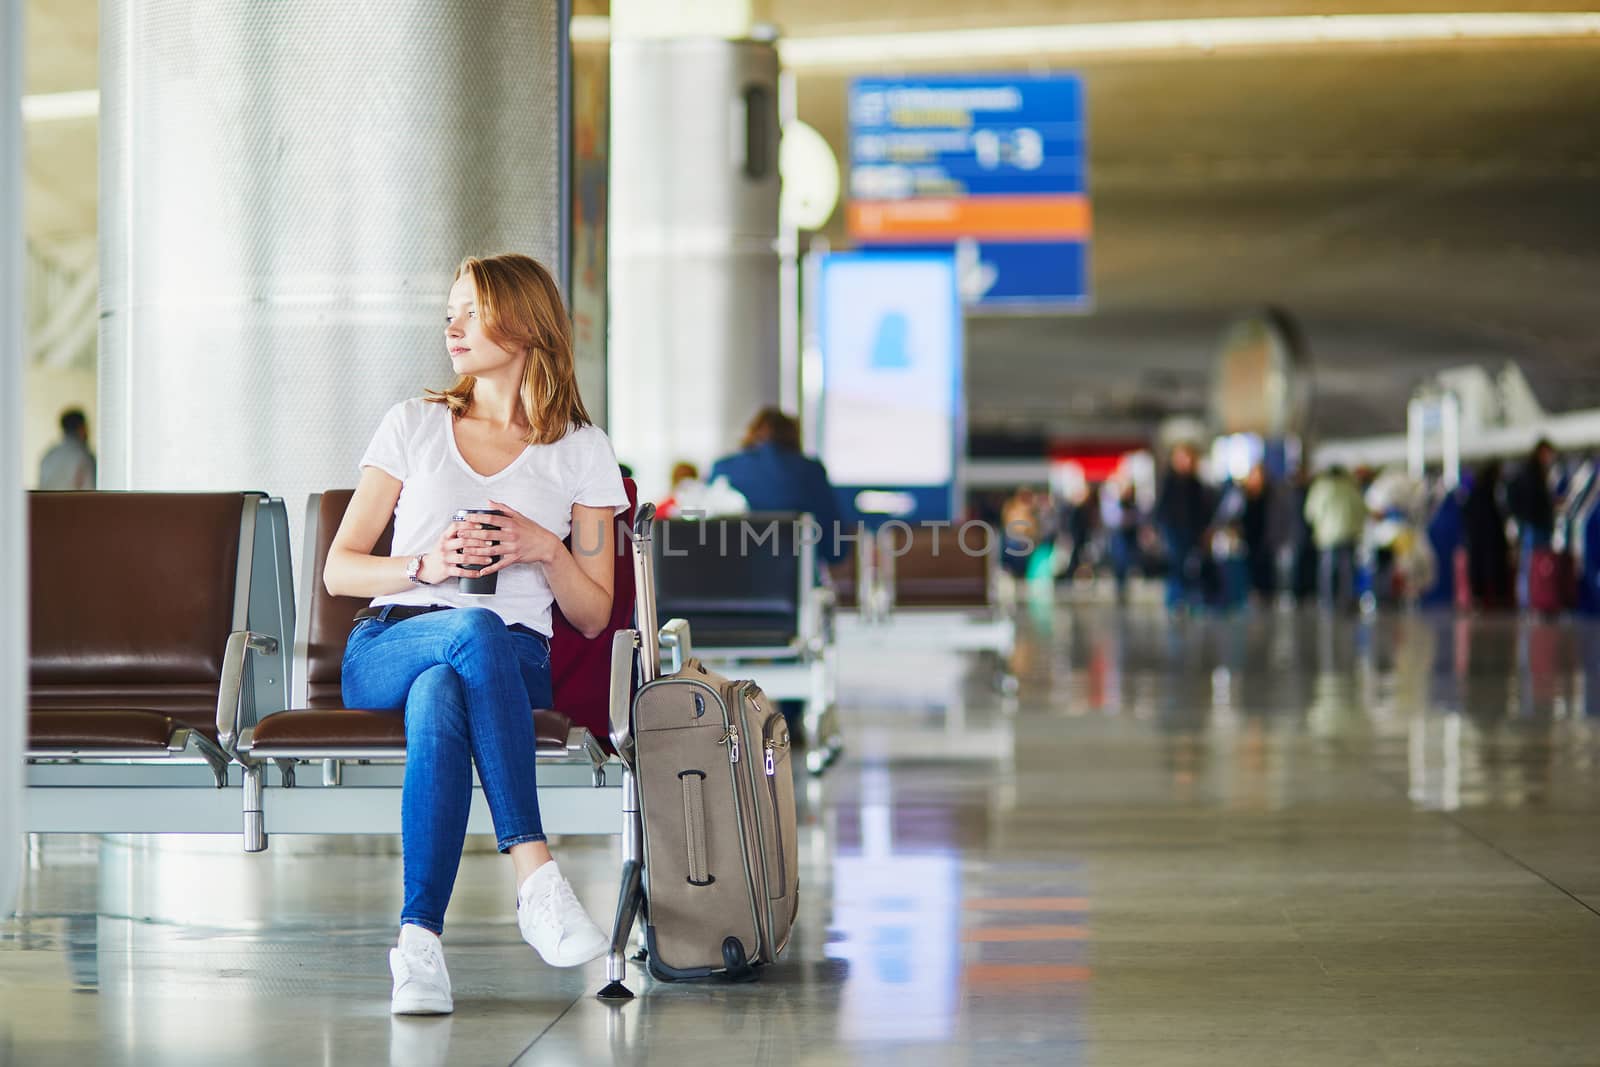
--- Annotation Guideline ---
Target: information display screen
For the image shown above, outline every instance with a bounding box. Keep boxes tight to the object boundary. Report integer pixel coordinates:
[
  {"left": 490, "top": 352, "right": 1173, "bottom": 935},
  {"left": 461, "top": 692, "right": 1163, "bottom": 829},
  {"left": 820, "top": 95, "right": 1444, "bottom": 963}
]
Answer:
[{"left": 818, "top": 252, "right": 962, "bottom": 520}]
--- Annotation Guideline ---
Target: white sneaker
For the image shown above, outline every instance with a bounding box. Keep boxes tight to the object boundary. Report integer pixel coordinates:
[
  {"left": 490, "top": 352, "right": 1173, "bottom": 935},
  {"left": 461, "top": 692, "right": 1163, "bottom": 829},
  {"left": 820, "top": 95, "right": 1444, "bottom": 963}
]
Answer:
[
  {"left": 390, "top": 925, "right": 453, "bottom": 1015},
  {"left": 517, "top": 861, "right": 610, "bottom": 967}
]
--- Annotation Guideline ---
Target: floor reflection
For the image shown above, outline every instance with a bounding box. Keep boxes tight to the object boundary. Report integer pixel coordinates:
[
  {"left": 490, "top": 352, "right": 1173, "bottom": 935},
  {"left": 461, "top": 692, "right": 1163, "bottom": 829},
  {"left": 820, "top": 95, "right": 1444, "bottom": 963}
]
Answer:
[{"left": 6, "top": 601, "right": 1600, "bottom": 1065}]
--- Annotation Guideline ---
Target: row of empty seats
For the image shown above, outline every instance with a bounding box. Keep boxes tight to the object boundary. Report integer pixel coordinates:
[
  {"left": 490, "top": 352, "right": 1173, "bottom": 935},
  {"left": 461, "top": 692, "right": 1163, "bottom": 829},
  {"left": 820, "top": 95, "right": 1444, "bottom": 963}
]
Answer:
[
  {"left": 25, "top": 489, "right": 630, "bottom": 852},
  {"left": 834, "top": 523, "right": 1018, "bottom": 691}
]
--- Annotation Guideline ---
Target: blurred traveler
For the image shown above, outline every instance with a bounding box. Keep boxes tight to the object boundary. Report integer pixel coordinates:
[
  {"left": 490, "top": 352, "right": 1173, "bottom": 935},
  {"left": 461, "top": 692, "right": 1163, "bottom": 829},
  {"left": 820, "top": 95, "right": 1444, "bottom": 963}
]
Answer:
[
  {"left": 1304, "top": 465, "right": 1366, "bottom": 610},
  {"left": 1001, "top": 486, "right": 1043, "bottom": 579},
  {"left": 1464, "top": 461, "right": 1512, "bottom": 610},
  {"left": 1060, "top": 483, "right": 1099, "bottom": 583},
  {"left": 323, "top": 253, "right": 619, "bottom": 1014},
  {"left": 1154, "top": 442, "right": 1214, "bottom": 614},
  {"left": 1240, "top": 464, "right": 1277, "bottom": 606},
  {"left": 1506, "top": 438, "right": 1558, "bottom": 610},
  {"left": 1287, "top": 468, "right": 1319, "bottom": 603},
  {"left": 38, "top": 408, "right": 96, "bottom": 490},
  {"left": 709, "top": 407, "right": 847, "bottom": 562},
  {"left": 1101, "top": 479, "right": 1141, "bottom": 603}
]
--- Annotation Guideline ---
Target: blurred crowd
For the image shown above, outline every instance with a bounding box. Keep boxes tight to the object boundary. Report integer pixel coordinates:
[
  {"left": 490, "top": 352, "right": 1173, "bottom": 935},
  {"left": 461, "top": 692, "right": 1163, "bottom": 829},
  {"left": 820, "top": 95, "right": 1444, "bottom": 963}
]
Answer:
[{"left": 991, "top": 437, "right": 1577, "bottom": 617}]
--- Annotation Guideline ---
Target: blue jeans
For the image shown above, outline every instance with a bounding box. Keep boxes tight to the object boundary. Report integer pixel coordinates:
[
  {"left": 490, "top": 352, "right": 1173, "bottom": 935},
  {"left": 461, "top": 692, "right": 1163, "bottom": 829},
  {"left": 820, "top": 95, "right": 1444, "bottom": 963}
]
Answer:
[
  {"left": 1163, "top": 532, "right": 1199, "bottom": 611},
  {"left": 342, "top": 606, "right": 554, "bottom": 934},
  {"left": 1109, "top": 529, "right": 1135, "bottom": 601},
  {"left": 1319, "top": 544, "right": 1357, "bottom": 609}
]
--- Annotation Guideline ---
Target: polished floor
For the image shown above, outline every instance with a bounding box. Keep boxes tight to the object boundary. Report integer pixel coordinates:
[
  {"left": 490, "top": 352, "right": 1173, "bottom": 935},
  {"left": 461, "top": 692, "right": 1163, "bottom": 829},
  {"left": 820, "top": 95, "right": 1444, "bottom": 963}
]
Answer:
[{"left": 4, "top": 596, "right": 1600, "bottom": 1065}]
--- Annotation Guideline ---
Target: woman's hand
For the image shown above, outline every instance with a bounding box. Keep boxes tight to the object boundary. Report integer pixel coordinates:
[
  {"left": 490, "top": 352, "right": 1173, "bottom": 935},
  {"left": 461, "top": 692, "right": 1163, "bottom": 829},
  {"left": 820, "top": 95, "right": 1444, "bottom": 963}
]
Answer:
[
  {"left": 465, "top": 500, "right": 561, "bottom": 577},
  {"left": 420, "top": 518, "right": 508, "bottom": 584}
]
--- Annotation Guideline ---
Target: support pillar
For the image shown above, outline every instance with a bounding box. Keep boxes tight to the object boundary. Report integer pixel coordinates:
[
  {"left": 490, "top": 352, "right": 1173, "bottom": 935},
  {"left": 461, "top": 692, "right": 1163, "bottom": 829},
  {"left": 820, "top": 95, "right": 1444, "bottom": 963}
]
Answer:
[
  {"left": 98, "top": 1, "right": 571, "bottom": 553},
  {"left": 607, "top": 5, "right": 780, "bottom": 500},
  {"left": 1, "top": 0, "right": 25, "bottom": 917}
]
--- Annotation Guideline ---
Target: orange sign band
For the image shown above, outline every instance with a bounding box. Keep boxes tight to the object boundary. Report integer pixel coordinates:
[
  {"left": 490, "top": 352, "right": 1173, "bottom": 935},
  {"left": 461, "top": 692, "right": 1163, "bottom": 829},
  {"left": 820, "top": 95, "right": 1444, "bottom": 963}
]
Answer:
[{"left": 849, "top": 194, "right": 1092, "bottom": 242}]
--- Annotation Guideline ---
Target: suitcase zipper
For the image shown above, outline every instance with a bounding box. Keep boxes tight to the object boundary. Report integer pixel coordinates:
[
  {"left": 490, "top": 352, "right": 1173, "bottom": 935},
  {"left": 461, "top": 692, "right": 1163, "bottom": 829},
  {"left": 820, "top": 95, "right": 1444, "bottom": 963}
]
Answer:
[
  {"left": 763, "top": 735, "right": 790, "bottom": 916},
  {"left": 737, "top": 685, "right": 781, "bottom": 960},
  {"left": 719, "top": 686, "right": 763, "bottom": 964}
]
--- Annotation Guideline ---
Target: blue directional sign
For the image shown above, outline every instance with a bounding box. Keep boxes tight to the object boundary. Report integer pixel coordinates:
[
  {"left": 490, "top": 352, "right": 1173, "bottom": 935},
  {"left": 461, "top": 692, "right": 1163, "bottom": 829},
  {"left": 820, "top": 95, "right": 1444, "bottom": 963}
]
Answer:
[{"left": 848, "top": 73, "right": 1091, "bottom": 311}]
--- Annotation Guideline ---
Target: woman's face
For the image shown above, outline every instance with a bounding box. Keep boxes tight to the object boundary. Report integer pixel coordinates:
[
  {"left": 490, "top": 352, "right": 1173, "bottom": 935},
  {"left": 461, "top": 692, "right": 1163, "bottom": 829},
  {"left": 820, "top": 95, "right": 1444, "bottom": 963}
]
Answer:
[{"left": 445, "top": 274, "right": 523, "bottom": 380}]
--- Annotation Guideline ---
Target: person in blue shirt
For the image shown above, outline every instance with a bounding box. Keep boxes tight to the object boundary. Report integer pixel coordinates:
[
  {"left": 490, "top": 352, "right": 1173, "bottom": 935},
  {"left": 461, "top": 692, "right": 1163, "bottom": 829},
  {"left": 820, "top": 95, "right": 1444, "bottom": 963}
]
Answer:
[{"left": 708, "top": 407, "right": 849, "bottom": 564}]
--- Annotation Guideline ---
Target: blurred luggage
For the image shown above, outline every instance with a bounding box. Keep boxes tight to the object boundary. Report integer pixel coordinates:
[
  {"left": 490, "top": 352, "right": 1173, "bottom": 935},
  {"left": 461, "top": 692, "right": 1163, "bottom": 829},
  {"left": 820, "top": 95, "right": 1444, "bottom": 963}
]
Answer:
[
  {"left": 1528, "top": 548, "right": 1574, "bottom": 615},
  {"left": 1453, "top": 546, "right": 1473, "bottom": 612}
]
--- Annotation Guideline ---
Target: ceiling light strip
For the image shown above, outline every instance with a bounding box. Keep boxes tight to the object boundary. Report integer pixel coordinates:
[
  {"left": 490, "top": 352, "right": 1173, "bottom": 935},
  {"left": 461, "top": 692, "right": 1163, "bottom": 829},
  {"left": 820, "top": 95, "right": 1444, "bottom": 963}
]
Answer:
[
  {"left": 22, "top": 13, "right": 1600, "bottom": 124},
  {"left": 779, "top": 13, "right": 1600, "bottom": 67}
]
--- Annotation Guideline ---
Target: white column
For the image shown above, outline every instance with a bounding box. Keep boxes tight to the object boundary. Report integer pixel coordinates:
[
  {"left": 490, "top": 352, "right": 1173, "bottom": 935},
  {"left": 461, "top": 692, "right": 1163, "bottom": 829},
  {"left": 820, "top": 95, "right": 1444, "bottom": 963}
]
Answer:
[
  {"left": 1, "top": 0, "right": 26, "bottom": 918},
  {"left": 99, "top": 1, "right": 569, "bottom": 557},
  {"left": 607, "top": 2, "right": 780, "bottom": 501}
]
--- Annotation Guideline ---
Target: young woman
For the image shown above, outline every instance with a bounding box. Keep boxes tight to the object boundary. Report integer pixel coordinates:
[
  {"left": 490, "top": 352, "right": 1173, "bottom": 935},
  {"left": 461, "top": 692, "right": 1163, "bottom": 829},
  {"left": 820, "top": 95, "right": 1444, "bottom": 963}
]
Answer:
[{"left": 323, "top": 253, "right": 626, "bottom": 1015}]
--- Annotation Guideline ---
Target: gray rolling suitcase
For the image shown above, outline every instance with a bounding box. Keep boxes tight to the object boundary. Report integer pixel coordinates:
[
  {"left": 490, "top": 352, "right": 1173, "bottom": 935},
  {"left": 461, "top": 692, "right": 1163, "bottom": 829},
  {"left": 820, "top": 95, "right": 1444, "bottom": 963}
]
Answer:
[{"left": 631, "top": 541, "right": 799, "bottom": 980}]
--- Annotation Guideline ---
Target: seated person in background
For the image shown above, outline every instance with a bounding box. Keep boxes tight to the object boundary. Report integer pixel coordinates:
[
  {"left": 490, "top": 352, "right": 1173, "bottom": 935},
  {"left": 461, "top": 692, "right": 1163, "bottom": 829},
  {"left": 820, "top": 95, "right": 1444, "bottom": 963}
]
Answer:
[
  {"left": 709, "top": 407, "right": 847, "bottom": 563},
  {"left": 655, "top": 461, "right": 700, "bottom": 519},
  {"left": 657, "top": 460, "right": 749, "bottom": 518}
]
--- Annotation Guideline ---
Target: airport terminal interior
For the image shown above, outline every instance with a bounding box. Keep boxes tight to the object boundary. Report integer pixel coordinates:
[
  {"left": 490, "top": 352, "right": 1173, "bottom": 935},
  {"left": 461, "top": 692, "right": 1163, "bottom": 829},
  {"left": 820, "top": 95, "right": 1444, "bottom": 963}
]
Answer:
[{"left": 5, "top": 2, "right": 1600, "bottom": 1065}]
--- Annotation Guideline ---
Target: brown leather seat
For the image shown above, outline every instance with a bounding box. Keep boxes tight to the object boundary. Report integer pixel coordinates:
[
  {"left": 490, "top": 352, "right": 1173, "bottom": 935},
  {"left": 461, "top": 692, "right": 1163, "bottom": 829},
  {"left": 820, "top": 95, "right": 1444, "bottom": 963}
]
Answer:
[
  {"left": 887, "top": 524, "right": 993, "bottom": 609},
  {"left": 246, "top": 487, "right": 631, "bottom": 760},
  {"left": 28, "top": 492, "right": 249, "bottom": 755},
  {"left": 250, "top": 706, "right": 574, "bottom": 755}
]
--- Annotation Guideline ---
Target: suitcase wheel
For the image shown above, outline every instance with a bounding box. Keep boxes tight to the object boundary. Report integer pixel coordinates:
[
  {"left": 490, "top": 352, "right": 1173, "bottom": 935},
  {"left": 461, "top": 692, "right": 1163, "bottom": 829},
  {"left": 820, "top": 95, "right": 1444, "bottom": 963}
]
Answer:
[{"left": 721, "top": 937, "right": 757, "bottom": 982}]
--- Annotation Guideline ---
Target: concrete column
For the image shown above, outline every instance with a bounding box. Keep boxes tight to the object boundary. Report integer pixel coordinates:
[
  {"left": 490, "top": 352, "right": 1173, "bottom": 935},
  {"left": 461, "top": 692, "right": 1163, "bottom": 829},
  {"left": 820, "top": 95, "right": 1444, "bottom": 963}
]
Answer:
[
  {"left": 98, "top": 1, "right": 570, "bottom": 550},
  {"left": 2, "top": 0, "right": 25, "bottom": 917},
  {"left": 607, "top": 5, "right": 780, "bottom": 500}
]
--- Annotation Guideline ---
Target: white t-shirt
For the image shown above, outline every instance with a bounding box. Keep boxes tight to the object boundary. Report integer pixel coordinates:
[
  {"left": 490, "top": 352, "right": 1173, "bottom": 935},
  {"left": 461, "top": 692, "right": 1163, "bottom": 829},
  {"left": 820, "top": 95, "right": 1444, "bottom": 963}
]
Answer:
[{"left": 361, "top": 398, "right": 629, "bottom": 637}]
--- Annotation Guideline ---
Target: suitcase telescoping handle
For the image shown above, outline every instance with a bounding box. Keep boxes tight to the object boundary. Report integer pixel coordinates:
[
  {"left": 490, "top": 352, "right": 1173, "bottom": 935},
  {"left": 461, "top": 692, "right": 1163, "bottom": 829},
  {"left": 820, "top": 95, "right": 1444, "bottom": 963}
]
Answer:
[{"left": 631, "top": 503, "right": 661, "bottom": 683}]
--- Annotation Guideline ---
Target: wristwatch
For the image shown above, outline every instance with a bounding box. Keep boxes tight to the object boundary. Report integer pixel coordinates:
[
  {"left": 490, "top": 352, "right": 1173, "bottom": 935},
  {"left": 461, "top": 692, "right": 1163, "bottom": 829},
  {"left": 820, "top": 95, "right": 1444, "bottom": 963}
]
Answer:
[{"left": 405, "top": 555, "right": 425, "bottom": 585}]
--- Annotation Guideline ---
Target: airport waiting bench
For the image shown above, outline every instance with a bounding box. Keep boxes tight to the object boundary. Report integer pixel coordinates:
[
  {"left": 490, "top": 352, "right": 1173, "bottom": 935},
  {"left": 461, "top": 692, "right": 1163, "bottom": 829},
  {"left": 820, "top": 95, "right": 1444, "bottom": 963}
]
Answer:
[
  {"left": 836, "top": 522, "right": 1018, "bottom": 690},
  {"left": 650, "top": 513, "right": 842, "bottom": 773},
  {"left": 24, "top": 488, "right": 631, "bottom": 852},
  {"left": 25, "top": 491, "right": 291, "bottom": 839}
]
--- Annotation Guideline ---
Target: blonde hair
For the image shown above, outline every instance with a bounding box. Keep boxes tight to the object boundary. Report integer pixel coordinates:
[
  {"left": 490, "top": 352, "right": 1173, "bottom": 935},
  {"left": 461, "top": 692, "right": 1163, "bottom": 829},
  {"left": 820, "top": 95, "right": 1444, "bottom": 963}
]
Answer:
[{"left": 425, "top": 253, "right": 592, "bottom": 445}]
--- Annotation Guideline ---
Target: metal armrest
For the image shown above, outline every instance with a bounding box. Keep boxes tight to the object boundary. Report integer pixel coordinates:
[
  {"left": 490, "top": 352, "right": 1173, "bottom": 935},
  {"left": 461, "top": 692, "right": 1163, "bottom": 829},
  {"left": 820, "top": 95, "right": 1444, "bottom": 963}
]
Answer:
[
  {"left": 659, "top": 617, "right": 693, "bottom": 674},
  {"left": 216, "top": 629, "right": 281, "bottom": 756},
  {"left": 609, "top": 628, "right": 640, "bottom": 766}
]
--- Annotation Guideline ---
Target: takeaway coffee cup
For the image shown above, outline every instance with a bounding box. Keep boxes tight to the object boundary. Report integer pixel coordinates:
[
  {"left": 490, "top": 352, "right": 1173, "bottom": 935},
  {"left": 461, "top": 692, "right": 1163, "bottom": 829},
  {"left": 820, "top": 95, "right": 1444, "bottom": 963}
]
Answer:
[{"left": 452, "top": 508, "right": 505, "bottom": 596}]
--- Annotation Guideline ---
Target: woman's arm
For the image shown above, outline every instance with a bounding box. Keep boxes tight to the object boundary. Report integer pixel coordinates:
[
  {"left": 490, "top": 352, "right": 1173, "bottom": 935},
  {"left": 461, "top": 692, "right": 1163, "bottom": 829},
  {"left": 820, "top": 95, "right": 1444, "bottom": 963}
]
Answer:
[
  {"left": 324, "top": 467, "right": 480, "bottom": 596},
  {"left": 476, "top": 500, "right": 616, "bottom": 638},
  {"left": 542, "top": 505, "right": 616, "bottom": 639}
]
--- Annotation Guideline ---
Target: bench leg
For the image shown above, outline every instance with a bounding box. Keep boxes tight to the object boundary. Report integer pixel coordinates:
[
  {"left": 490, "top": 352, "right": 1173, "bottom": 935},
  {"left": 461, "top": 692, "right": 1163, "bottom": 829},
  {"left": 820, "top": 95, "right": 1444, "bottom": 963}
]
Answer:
[
  {"left": 598, "top": 768, "right": 644, "bottom": 1000},
  {"left": 242, "top": 764, "right": 266, "bottom": 853},
  {"left": 597, "top": 857, "right": 644, "bottom": 1000}
]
